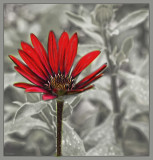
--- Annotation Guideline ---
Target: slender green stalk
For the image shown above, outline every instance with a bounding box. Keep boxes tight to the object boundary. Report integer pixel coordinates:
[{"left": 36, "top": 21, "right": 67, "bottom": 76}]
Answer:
[{"left": 56, "top": 100, "right": 64, "bottom": 156}]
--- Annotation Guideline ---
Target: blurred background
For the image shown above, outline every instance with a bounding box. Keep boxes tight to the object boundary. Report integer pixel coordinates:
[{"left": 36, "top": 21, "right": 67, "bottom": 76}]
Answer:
[{"left": 4, "top": 4, "right": 149, "bottom": 156}]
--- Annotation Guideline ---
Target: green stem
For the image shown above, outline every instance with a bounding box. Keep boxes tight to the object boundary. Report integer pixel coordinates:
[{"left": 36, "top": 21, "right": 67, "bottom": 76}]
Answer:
[{"left": 56, "top": 100, "right": 64, "bottom": 156}]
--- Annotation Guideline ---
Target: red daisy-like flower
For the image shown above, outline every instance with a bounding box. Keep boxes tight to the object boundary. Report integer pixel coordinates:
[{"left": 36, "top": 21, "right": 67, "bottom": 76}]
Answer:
[{"left": 9, "top": 31, "right": 107, "bottom": 101}]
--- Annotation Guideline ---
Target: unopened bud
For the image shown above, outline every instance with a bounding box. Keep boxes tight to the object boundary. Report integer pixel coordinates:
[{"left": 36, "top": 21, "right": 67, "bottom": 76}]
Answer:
[{"left": 92, "top": 4, "right": 113, "bottom": 26}]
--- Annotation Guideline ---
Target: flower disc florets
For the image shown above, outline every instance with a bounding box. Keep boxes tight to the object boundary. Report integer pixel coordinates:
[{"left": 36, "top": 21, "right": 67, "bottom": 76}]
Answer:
[{"left": 45, "top": 74, "right": 74, "bottom": 96}]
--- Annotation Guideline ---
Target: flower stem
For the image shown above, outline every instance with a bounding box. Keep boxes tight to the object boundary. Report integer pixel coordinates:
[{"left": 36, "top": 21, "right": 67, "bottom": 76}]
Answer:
[
  {"left": 103, "top": 29, "right": 120, "bottom": 113},
  {"left": 56, "top": 99, "right": 64, "bottom": 156},
  {"left": 102, "top": 28, "right": 122, "bottom": 142}
]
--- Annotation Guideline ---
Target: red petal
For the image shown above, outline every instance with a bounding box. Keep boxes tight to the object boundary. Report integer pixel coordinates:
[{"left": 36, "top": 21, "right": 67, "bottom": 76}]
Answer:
[
  {"left": 18, "top": 49, "right": 47, "bottom": 80},
  {"left": 42, "top": 93, "right": 57, "bottom": 100},
  {"left": 64, "top": 33, "right": 78, "bottom": 76},
  {"left": 14, "top": 66, "right": 43, "bottom": 86},
  {"left": 30, "top": 33, "right": 52, "bottom": 75},
  {"left": 26, "top": 87, "right": 48, "bottom": 93},
  {"left": 9, "top": 55, "right": 45, "bottom": 83},
  {"left": 14, "top": 83, "right": 36, "bottom": 89},
  {"left": 21, "top": 42, "right": 49, "bottom": 78},
  {"left": 72, "top": 50, "right": 101, "bottom": 78},
  {"left": 77, "top": 73, "right": 103, "bottom": 89},
  {"left": 75, "top": 63, "right": 107, "bottom": 87},
  {"left": 48, "top": 31, "right": 58, "bottom": 74},
  {"left": 67, "top": 85, "right": 94, "bottom": 94},
  {"left": 58, "top": 32, "right": 69, "bottom": 73}
]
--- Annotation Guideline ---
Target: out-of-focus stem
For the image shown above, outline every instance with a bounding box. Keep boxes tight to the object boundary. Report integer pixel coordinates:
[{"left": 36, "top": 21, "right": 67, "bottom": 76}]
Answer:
[
  {"left": 56, "top": 100, "right": 64, "bottom": 156},
  {"left": 103, "top": 29, "right": 120, "bottom": 113}
]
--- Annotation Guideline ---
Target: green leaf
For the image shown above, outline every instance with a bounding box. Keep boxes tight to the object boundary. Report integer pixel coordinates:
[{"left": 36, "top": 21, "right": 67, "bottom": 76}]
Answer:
[
  {"left": 118, "top": 70, "right": 149, "bottom": 105},
  {"left": 112, "top": 10, "right": 149, "bottom": 34},
  {"left": 14, "top": 101, "right": 48, "bottom": 122},
  {"left": 62, "top": 121, "right": 86, "bottom": 156}
]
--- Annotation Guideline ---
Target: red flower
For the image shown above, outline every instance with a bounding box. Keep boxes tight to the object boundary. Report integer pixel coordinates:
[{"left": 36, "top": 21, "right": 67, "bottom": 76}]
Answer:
[{"left": 9, "top": 31, "right": 107, "bottom": 100}]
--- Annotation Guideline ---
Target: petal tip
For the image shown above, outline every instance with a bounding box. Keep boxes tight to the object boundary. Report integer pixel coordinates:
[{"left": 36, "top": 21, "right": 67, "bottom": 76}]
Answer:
[
  {"left": 13, "top": 83, "right": 19, "bottom": 87},
  {"left": 30, "top": 33, "right": 35, "bottom": 36},
  {"left": 73, "top": 32, "right": 78, "bottom": 39},
  {"left": 49, "top": 30, "right": 55, "bottom": 35},
  {"left": 30, "top": 33, "right": 37, "bottom": 40},
  {"left": 8, "top": 55, "right": 13, "bottom": 59}
]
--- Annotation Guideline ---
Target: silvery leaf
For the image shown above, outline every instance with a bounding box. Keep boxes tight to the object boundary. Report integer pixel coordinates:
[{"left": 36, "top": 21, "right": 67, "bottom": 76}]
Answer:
[
  {"left": 4, "top": 117, "right": 49, "bottom": 137},
  {"left": 4, "top": 85, "right": 26, "bottom": 105},
  {"left": 14, "top": 101, "right": 48, "bottom": 122},
  {"left": 118, "top": 70, "right": 149, "bottom": 105},
  {"left": 121, "top": 37, "right": 133, "bottom": 55},
  {"left": 123, "top": 120, "right": 149, "bottom": 140},
  {"left": 84, "top": 113, "right": 116, "bottom": 147},
  {"left": 66, "top": 11, "right": 104, "bottom": 45},
  {"left": 119, "top": 88, "right": 149, "bottom": 120},
  {"left": 77, "top": 44, "right": 102, "bottom": 57},
  {"left": 111, "top": 10, "right": 149, "bottom": 34},
  {"left": 62, "top": 121, "right": 86, "bottom": 156},
  {"left": 66, "top": 11, "right": 99, "bottom": 31},
  {"left": 86, "top": 139, "right": 124, "bottom": 156},
  {"left": 116, "top": 37, "right": 133, "bottom": 66},
  {"left": 62, "top": 102, "right": 73, "bottom": 119},
  {"left": 25, "top": 92, "right": 41, "bottom": 103},
  {"left": 83, "top": 29, "right": 104, "bottom": 45}
]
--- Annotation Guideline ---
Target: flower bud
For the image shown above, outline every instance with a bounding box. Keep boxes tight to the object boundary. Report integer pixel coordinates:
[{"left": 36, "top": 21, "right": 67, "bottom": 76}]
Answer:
[{"left": 93, "top": 4, "right": 113, "bottom": 26}]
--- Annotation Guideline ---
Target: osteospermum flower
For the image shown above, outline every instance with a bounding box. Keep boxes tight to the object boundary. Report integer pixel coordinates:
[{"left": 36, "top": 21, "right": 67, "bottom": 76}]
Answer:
[{"left": 9, "top": 31, "right": 107, "bottom": 100}]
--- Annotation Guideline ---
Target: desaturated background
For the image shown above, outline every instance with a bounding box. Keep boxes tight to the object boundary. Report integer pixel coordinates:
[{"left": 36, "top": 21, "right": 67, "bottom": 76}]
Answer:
[{"left": 4, "top": 4, "right": 149, "bottom": 156}]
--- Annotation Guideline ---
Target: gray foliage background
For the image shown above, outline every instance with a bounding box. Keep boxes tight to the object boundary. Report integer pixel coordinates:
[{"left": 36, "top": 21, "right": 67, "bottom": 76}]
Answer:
[{"left": 4, "top": 4, "right": 149, "bottom": 156}]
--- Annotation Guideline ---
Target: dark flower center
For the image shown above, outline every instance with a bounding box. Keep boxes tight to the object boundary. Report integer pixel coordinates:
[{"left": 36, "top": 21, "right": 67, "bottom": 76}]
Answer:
[{"left": 45, "top": 74, "right": 74, "bottom": 92}]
